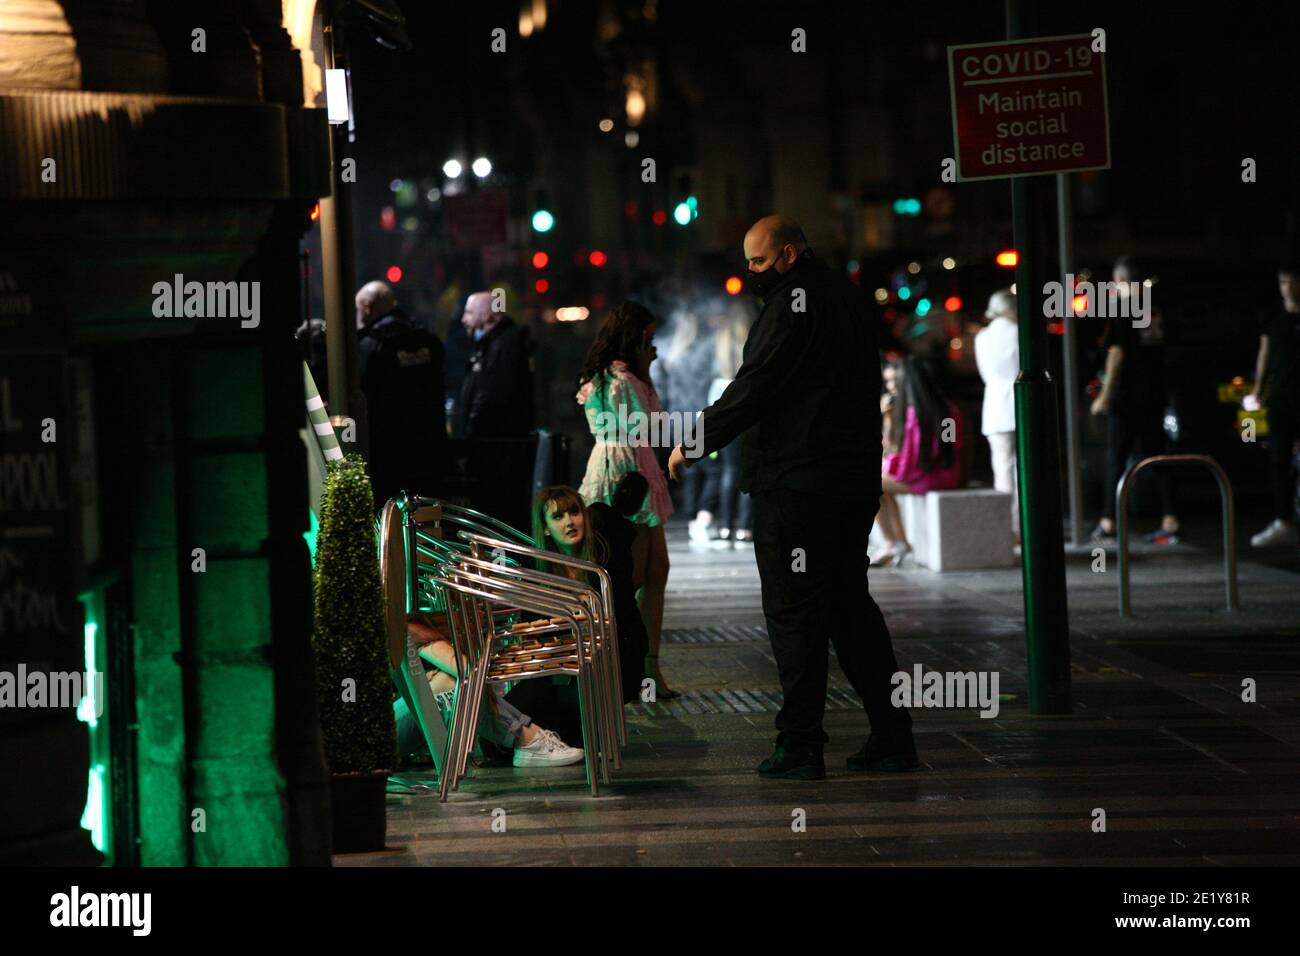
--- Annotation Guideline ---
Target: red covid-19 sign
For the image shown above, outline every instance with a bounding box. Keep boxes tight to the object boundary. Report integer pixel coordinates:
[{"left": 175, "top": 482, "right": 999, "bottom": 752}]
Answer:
[{"left": 948, "top": 34, "right": 1110, "bottom": 181}]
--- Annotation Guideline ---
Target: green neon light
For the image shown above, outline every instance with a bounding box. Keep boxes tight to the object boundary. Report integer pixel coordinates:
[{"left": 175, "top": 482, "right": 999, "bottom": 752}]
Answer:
[
  {"left": 77, "top": 608, "right": 106, "bottom": 854},
  {"left": 305, "top": 508, "right": 320, "bottom": 565},
  {"left": 81, "top": 764, "right": 107, "bottom": 854}
]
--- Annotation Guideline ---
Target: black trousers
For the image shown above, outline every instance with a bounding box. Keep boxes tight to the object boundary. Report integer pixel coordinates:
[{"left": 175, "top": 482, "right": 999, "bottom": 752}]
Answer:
[
  {"left": 1269, "top": 400, "right": 1299, "bottom": 521},
  {"left": 682, "top": 452, "right": 719, "bottom": 517},
  {"left": 718, "top": 441, "right": 752, "bottom": 532},
  {"left": 751, "top": 489, "right": 911, "bottom": 750},
  {"left": 1102, "top": 405, "right": 1175, "bottom": 521}
]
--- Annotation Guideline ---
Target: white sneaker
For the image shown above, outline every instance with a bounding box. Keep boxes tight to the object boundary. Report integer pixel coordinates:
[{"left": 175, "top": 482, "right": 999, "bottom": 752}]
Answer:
[
  {"left": 1250, "top": 519, "right": 1298, "bottom": 549},
  {"left": 868, "top": 542, "right": 897, "bottom": 567},
  {"left": 892, "top": 543, "right": 916, "bottom": 569},
  {"left": 513, "top": 727, "right": 585, "bottom": 767},
  {"left": 688, "top": 518, "right": 712, "bottom": 544}
]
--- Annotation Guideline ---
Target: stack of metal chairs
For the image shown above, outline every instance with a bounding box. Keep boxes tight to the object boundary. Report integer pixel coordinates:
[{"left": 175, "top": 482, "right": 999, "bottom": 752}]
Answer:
[{"left": 378, "top": 493, "right": 626, "bottom": 800}]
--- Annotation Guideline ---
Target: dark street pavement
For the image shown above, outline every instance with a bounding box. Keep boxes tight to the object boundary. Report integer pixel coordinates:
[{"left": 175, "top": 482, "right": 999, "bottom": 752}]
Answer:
[{"left": 340, "top": 519, "right": 1300, "bottom": 866}]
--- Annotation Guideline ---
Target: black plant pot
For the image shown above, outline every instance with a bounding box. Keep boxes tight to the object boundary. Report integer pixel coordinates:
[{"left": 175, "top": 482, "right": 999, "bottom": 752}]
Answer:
[{"left": 330, "top": 771, "right": 390, "bottom": 853}]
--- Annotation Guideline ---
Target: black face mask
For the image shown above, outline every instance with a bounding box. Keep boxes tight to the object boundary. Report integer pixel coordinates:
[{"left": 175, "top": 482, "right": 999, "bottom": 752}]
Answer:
[
  {"left": 744, "top": 248, "right": 791, "bottom": 299},
  {"left": 744, "top": 247, "right": 811, "bottom": 299}
]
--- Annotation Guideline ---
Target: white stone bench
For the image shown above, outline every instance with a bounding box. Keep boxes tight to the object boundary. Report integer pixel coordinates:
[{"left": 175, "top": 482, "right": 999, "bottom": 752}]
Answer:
[{"left": 875, "top": 488, "right": 1016, "bottom": 571}]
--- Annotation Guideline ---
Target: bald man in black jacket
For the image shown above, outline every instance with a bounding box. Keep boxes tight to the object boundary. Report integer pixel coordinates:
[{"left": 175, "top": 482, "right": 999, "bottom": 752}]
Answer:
[{"left": 669, "top": 215, "right": 916, "bottom": 779}]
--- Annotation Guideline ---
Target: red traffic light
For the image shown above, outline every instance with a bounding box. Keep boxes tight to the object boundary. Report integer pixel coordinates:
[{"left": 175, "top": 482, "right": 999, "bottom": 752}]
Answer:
[
  {"left": 386, "top": 265, "right": 402, "bottom": 283},
  {"left": 534, "top": 278, "right": 549, "bottom": 294},
  {"left": 651, "top": 209, "right": 668, "bottom": 226},
  {"left": 532, "top": 251, "right": 549, "bottom": 269},
  {"left": 589, "top": 250, "right": 608, "bottom": 268}
]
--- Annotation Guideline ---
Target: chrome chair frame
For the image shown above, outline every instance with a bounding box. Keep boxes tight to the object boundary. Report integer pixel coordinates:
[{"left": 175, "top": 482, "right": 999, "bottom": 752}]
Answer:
[
  {"left": 433, "top": 570, "right": 603, "bottom": 799},
  {"left": 444, "top": 561, "right": 608, "bottom": 786},
  {"left": 452, "top": 552, "right": 621, "bottom": 772},
  {"left": 456, "top": 530, "right": 628, "bottom": 748},
  {"left": 384, "top": 493, "right": 624, "bottom": 799}
]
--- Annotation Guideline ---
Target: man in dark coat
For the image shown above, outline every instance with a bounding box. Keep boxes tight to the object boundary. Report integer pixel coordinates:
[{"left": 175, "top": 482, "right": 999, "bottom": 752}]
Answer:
[
  {"left": 456, "top": 290, "right": 534, "bottom": 439},
  {"left": 356, "top": 280, "right": 446, "bottom": 510},
  {"left": 668, "top": 215, "right": 916, "bottom": 780}
]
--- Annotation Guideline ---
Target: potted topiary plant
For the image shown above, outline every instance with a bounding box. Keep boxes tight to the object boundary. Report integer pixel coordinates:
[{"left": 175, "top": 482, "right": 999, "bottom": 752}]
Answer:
[{"left": 311, "top": 455, "right": 398, "bottom": 853}]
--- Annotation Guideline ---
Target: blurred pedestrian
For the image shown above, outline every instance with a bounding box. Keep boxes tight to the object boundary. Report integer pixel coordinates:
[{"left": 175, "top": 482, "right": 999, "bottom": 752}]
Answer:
[
  {"left": 668, "top": 214, "right": 916, "bottom": 779},
  {"left": 1246, "top": 259, "right": 1300, "bottom": 548},
  {"left": 296, "top": 317, "right": 329, "bottom": 402},
  {"left": 457, "top": 291, "right": 534, "bottom": 439},
  {"left": 576, "top": 302, "right": 679, "bottom": 699},
  {"left": 1089, "top": 256, "right": 1180, "bottom": 545},
  {"left": 355, "top": 280, "right": 445, "bottom": 511},
  {"left": 707, "top": 298, "right": 754, "bottom": 543},
  {"left": 655, "top": 307, "right": 719, "bottom": 542},
  {"left": 873, "top": 356, "right": 966, "bottom": 567},
  {"left": 974, "top": 289, "right": 1020, "bottom": 540}
]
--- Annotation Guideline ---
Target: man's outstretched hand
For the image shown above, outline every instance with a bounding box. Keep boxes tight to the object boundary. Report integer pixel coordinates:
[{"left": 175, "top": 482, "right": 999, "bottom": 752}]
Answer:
[{"left": 667, "top": 445, "right": 690, "bottom": 482}]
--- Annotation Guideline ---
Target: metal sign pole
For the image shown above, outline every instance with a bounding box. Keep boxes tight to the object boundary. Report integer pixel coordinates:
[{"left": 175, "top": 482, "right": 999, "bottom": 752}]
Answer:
[{"left": 1008, "top": 0, "right": 1072, "bottom": 715}]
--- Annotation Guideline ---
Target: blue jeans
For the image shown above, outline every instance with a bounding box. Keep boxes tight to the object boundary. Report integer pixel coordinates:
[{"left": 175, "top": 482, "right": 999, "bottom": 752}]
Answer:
[{"left": 395, "top": 681, "right": 532, "bottom": 758}]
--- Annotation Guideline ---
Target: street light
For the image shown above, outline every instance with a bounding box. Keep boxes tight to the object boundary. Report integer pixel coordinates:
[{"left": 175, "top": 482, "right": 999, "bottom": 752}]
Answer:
[
  {"left": 471, "top": 157, "right": 492, "bottom": 178},
  {"left": 443, "top": 159, "right": 463, "bottom": 178}
]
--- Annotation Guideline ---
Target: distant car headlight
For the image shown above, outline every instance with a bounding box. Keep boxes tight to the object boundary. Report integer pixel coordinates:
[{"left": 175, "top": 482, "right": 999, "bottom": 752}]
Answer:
[{"left": 1163, "top": 412, "right": 1180, "bottom": 444}]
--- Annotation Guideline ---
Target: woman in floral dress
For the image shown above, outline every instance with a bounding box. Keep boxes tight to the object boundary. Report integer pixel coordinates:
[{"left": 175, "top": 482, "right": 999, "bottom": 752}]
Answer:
[{"left": 576, "top": 302, "right": 679, "bottom": 698}]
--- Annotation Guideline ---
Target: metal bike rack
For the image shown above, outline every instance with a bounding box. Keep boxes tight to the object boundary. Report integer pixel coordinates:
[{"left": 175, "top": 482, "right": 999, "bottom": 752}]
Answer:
[{"left": 1116, "top": 454, "right": 1239, "bottom": 616}]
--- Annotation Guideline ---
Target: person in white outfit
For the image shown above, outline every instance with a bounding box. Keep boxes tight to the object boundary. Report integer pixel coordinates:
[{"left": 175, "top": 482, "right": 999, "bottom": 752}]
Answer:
[{"left": 974, "top": 289, "right": 1020, "bottom": 539}]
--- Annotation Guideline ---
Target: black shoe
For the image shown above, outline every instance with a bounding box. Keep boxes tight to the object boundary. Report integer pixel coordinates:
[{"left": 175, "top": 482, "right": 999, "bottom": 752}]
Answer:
[
  {"left": 473, "top": 738, "right": 514, "bottom": 767},
  {"left": 846, "top": 732, "right": 919, "bottom": 772},
  {"left": 757, "top": 746, "right": 826, "bottom": 780},
  {"left": 757, "top": 738, "right": 786, "bottom": 772}
]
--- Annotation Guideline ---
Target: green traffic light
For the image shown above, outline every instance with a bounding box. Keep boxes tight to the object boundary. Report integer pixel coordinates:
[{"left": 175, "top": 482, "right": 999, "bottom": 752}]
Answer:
[{"left": 532, "top": 209, "right": 555, "bottom": 233}]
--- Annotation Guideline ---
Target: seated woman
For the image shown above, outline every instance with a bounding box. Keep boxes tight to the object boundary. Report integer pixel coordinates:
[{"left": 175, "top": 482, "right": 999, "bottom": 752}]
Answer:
[
  {"left": 532, "top": 479, "right": 650, "bottom": 703},
  {"left": 392, "top": 612, "right": 585, "bottom": 768},
  {"left": 873, "top": 356, "right": 965, "bottom": 568}
]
